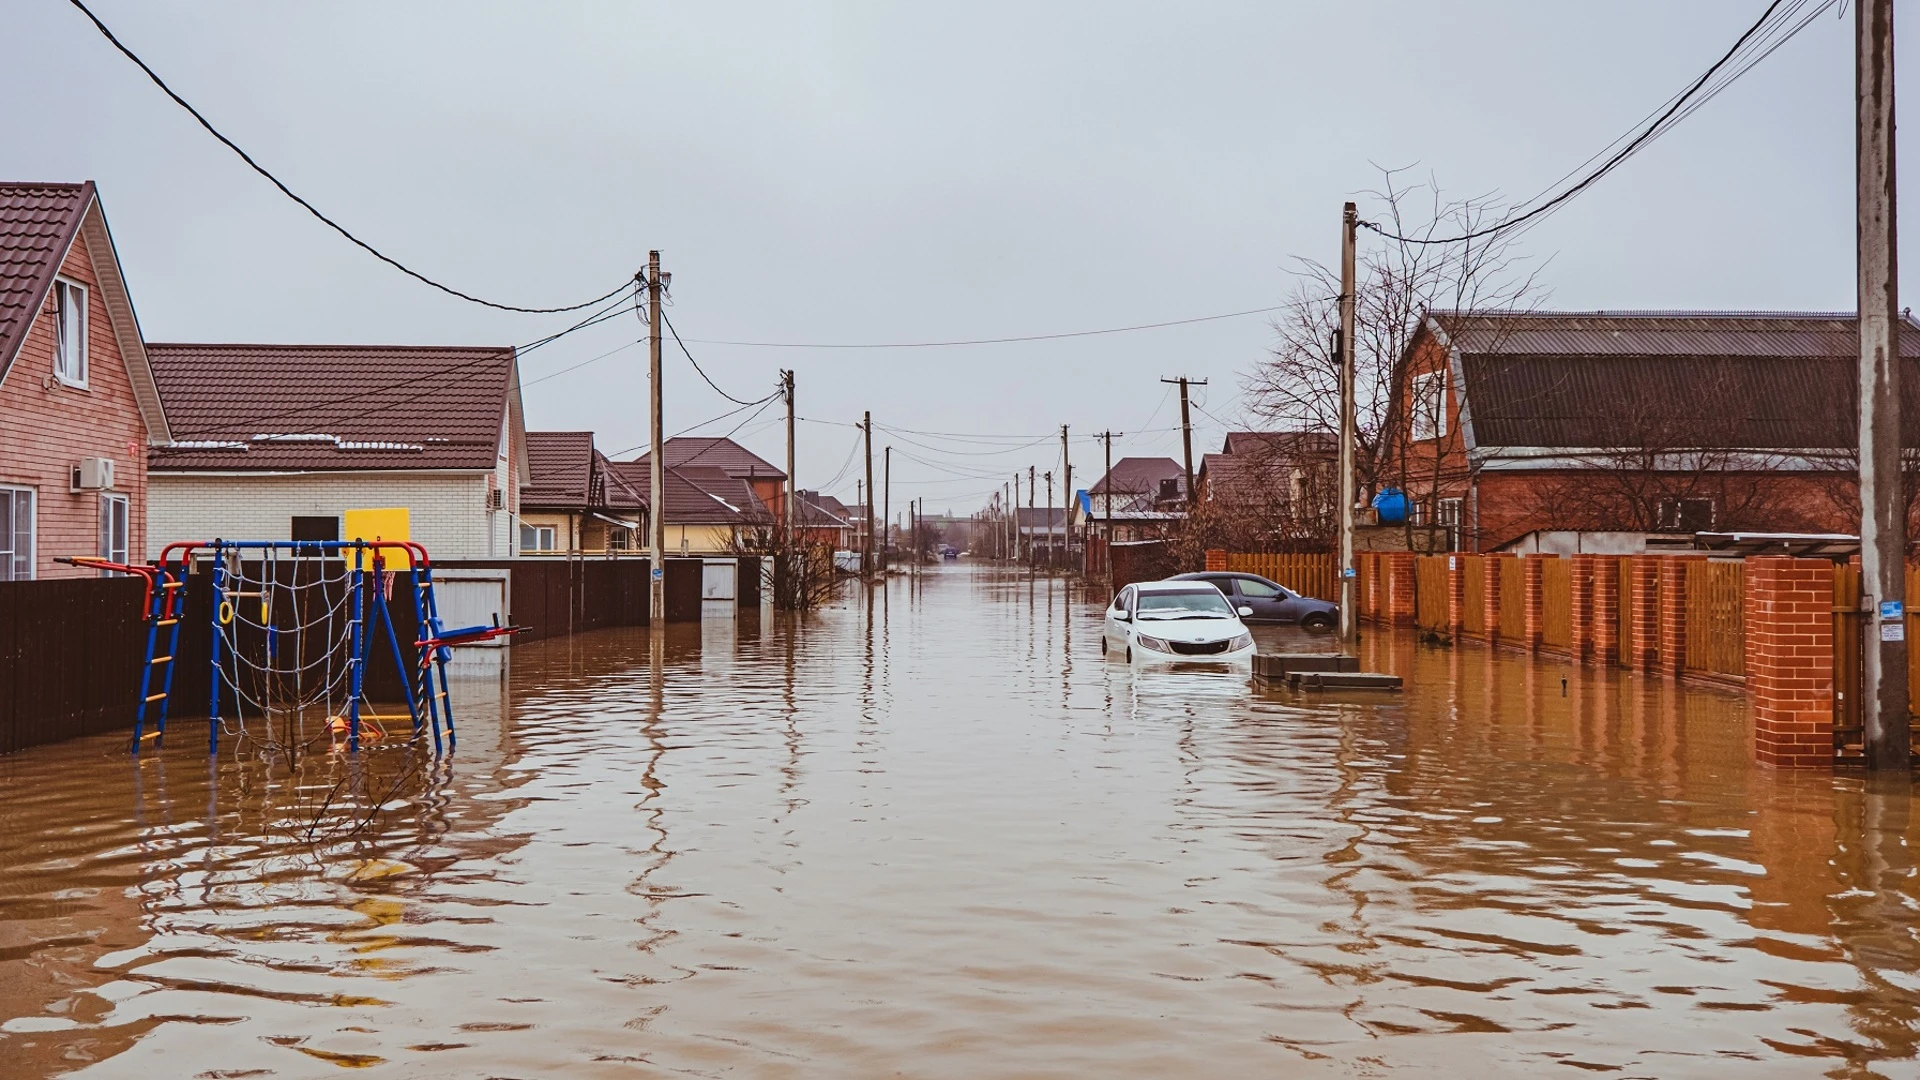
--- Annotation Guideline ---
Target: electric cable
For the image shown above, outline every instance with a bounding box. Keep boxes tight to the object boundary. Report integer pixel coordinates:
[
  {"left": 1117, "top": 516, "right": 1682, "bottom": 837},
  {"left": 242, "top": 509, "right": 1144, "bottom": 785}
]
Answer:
[
  {"left": 66, "top": 0, "right": 633, "bottom": 314},
  {"left": 660, "top": 308, "right": 766, "bottom": 406},
  {"left": 1359, "top": 0, "right": 1814, "bottom": 246}
]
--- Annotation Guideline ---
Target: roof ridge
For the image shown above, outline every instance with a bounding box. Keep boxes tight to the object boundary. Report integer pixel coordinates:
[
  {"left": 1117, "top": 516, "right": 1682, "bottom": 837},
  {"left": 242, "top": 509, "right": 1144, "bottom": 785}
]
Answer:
[{"left": 147, "top": 341, "right": 516, "bottom": 352}]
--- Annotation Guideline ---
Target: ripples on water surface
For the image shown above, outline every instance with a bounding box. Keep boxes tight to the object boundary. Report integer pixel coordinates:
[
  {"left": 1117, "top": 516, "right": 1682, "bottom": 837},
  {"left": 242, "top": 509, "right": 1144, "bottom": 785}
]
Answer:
[{"left": 3, "top": 565, "right": 1920, "bottom": 1077}]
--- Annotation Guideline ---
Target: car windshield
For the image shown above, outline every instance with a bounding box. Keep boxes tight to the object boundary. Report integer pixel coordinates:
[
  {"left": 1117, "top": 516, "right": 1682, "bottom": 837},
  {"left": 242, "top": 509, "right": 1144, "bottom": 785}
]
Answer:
[{"left": 1135, "top": 588, "right": 1235, "bottom": 619}]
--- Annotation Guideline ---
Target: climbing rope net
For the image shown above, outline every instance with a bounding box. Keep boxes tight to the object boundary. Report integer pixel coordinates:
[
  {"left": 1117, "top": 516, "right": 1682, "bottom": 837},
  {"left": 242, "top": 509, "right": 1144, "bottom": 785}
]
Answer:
[{"left": 213, "top": 546, "right": 377, "bottom": 753}]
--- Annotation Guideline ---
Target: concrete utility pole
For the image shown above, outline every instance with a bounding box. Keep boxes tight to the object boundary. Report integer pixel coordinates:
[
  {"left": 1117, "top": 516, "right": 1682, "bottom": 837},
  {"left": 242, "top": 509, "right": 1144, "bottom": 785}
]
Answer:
[
  {"left": 1098, "top": 430, "right": 1114, "bottom": 582},
  {"left": 646, "top": 251, "right": 666, "bottom": 622},
  {"left": 1162, "top": 376, "right": 1207, "bottom": 505},
  {"left": 1338, "top": 203, "right": 1359, "bottom": 645},
  {"left": 1012, "top": 473, "right": 1021, "bottom": 563},
  {"left": 862, "top": 412, "right": 875, "bottom": 578},
  {"left": 1044, "top": 471, "right": 1054, "bottom": 569},
  {"left": 882, "top": 446, "right": 891, "bottom": 574},
  {"left": 1858, "top": 0, "right": 1908, "bottom": 770},
  {"left": 1028, "top": 465, "right": 1037, "bottom": 572},
  {"left": 782, "top": 369, "right": 795, "bottom": 543}
]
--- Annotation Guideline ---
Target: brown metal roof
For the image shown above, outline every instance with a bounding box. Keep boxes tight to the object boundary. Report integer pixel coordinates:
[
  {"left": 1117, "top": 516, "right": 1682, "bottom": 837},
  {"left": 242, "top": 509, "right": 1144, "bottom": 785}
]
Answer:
[
  {"left": 630, "top": 436, "right": 786, "bottom": 481},
  {"left": 1433, "top": 311, "right": 1920, "bottom": 450},
  {"left": 1088, "top": 456, "right": 1183, "bottom": 495},
  {"left": 147, "top": 343, "right": 516, "bottom": 470},
  {"left": 597, "top": 450, "right": 646, "bottom": 511},
  {"left": 0, "top": 182, "right": 92, "bottom": 382},
  {"left": 1220, "top": 430, "right": 1337, "bottom": 457},
  {"left": 523, "top": 431, "right": 595, "bottom": 506}
]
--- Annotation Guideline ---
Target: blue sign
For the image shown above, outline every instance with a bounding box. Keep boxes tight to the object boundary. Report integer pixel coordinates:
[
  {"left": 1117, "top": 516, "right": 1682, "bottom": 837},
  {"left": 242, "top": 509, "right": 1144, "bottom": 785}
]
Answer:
[
  {"left": 652, "top": 567, "right": 664, "bottom": 580},
  {"left": 1882, "top": 600, "right": 1905, "bottom": 620},
  {"left": 1341, "top": 567, "right": 1357, "bottom": 579}
]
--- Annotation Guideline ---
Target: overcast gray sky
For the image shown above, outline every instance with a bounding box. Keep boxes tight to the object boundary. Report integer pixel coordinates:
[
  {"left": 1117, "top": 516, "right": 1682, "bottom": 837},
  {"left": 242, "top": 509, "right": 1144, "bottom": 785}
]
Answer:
[{"left": 4, "top": 2, "right": 1898, "bottom": 513}]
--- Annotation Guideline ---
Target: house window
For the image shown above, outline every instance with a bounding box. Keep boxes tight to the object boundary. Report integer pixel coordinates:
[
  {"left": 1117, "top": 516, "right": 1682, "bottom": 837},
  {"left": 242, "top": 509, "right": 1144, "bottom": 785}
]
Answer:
[
  {"left": 609, "top": 526, "right": 634, "bottom": 551},
  {"left": 52, "top": 278, "right": 87, "bottom": 387},
  {"left": 98, "top": 494, "right": 129, "bottom": 571},
  {"left": 519, "top": 524, "right": 556, "bottom": 552},
  {"left": 1436, "top": 498, "right": 1462, "bottom": 526},
  {"left": 1410, "top": 370, "right": 1446, "bottom": 441},
  {"left": 0, "top": 487, "right": 34, "bottom": 580},
  {"left": 291, "top": 515, "right": 340, "bottom": 542},
  {"left": 1658, "top": 498, "right": 1715, "bottom": 533}
]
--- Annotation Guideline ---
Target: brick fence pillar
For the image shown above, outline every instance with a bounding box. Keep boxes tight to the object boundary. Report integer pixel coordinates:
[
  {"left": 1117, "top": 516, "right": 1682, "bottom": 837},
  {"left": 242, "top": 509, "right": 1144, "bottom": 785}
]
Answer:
[
  {"left": 1747, "top": 555, "right": 1835, "bottom": 769},
  {"left": 1629, "top": 555, "right": 1660, "bottom": 671},
  {"left": 1484, "top": 552, "right": 1513, "bottom": 643},
  {"left": 1204, "top": 549, "right": 1227, "bottom": 572},
  {"left": 1522, "top": 554, "right": 1548, "bottom": 652},
  {"left": 1593, "top": 556, "right": 1621, "bottom": 666},
  {"left": 1364, "top": 553, "right": 1381, "bottom": 622},
  {"left": 1447, "top": 554, "right": 1468, "bottom": 637},
  {"left": 1569, "top": 553, "right": 1596, "bottom": 662},
  {"left": 1386, "top": 552, "right": 1417, "bottom": 627}
]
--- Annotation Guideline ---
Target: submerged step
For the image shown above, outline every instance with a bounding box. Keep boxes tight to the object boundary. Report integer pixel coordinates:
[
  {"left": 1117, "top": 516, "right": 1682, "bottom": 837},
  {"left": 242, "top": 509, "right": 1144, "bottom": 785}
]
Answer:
[
  {"left": 1251, "top": 653, "right": 1359, "bottom": 679},
  {"left": 1283, "top": 670, "right": 1403, "bottom": 691}
]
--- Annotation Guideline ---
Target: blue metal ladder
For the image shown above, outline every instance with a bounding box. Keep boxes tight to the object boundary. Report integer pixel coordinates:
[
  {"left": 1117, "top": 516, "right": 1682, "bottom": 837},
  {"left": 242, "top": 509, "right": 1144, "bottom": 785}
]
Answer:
[{"left": 132, "top": 561, "right": 186, "bottom": 753}]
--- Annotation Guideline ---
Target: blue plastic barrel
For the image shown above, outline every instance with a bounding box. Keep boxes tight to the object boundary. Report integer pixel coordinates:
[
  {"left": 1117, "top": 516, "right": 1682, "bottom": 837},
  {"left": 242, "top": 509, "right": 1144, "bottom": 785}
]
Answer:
[{"left": 1372, "top": 488, "right": 1408, "bottom": 524}]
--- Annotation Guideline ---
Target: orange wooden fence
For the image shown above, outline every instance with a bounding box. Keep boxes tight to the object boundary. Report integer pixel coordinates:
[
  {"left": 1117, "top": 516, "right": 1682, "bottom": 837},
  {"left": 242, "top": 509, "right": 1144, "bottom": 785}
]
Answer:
[{"left": 1223, "top": 553, "right": 1338, "bottom": 602}]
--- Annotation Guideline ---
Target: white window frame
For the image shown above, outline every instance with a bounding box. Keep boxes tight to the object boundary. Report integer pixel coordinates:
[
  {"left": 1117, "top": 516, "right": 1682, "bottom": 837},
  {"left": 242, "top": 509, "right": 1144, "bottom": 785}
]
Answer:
[
  {"left": 519, "top": 523, "right": 556, "bottom": 552},
  {"left": 0, "top": 486, "right": 35, "bottom": 581},
  {"left": 98, "top": 493, "right": 129, "bottom": 571},
  {"left": 52, "top": 277, "right": 88, "bottom": 388},
  {"left": 1409, "top": 370, "right": 1446, "bottom": 441}
]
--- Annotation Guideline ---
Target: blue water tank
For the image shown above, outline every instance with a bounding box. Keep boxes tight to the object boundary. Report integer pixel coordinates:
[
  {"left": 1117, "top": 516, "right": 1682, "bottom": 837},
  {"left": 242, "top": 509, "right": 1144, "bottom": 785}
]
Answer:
[{"left": 1372, "top": 488, "right": 1408, "bottom": 524}]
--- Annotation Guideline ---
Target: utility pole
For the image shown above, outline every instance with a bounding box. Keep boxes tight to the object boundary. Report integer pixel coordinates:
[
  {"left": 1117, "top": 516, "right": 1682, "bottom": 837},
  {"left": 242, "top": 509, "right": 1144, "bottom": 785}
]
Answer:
[
  {"left": 782, "top": 370, "right": 795, "bottom": 543},
  {"left": 1338, "top": 203, "right": 1359, "bottom": 645},
  {"left": 1858, "top": 0, "right": 1907, "bottom": 770},
  {"left": 1044, "top": 471, "right": 1054, "bottom": 571},
  {"left": 1162, "top": 376, "right": 1207, "bottom": 505},
  {"left": 882, "top": 446, "right": 891, "bottom": 574},
  {"left": 862, "top": 411, "right": 875, "bottom": 579},
  {"left": 1061, "top": 424, "right": 1072, "bottom": 575},
  {"left": 646, "top": 251, "right": 666, "bottom": 623},
  {"left": 1098, "top": 430, "right": 1114, "bottom": 582},
  {"left": 1028, "top": 465, "right": 1037, "bottom": 573}
]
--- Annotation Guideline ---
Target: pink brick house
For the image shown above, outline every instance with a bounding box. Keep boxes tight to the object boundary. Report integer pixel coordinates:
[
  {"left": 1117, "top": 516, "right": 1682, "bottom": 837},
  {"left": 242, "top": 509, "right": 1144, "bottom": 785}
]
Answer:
[{"left": 0, "top": 182, "right": 170, "bottom": 579}]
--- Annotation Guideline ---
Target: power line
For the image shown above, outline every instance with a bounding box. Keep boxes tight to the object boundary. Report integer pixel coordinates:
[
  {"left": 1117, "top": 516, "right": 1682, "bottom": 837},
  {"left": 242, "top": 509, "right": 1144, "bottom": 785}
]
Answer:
[
  {"left": 681, "top": 305, "right": 1284, "bottom": 349},
  {"left": 66, "top": 0, "right": 633, "bottom": 314},
  {"left": 660, "top": 308, "right": 765, "bottom": 406},
  {"left": 1359, "top": 0, "right": 1816, "bottom": 246}
]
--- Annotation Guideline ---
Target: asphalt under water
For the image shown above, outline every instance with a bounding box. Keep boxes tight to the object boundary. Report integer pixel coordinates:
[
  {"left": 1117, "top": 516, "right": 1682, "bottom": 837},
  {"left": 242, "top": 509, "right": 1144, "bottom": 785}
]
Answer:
[{"left": 4, "top": 564, "right": 1920, "bottom": 1078}]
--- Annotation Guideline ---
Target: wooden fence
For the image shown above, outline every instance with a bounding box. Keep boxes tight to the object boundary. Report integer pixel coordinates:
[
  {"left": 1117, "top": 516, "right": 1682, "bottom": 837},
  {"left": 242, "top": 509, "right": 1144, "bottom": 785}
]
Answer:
[
  {"left": 1541, "top": 558, "right": 1572, "bottom": 651},
  {"left": 1499, "top": 557, "right": 1526, "bottom": 639},
  {"left": 1684, "top": 560, "right": 1745, "bottom": 678},
  {"left": 1223, "top": 553, "right": 1338, "bottom": 602},
  {"left": 1415, "top": 556, "right": 1450, "bottom": 632},
  {"left": 1462, "top": 557, "right": 1487, "bottom": 637}
]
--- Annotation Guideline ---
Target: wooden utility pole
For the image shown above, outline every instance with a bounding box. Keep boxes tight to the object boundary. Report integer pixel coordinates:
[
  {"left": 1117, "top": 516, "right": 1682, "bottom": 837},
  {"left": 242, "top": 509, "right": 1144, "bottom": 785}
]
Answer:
[
  {"left": 646, "top": 251, "right": 666, "bottom": 622},
  {"left": 862, "top": 412, "right": 875, "bottom": 578},
  {"left": 1162, "top": 376, "right": 1207, "bottom": 505},
  {"left": 1858, "top": 0, "right": 1907, "bottom": 769},
  {"left": 1012, "top": 473, "right": 1021, "bottom": 564},
  {"left": 1338, "top": 203, "right": 1359, "bottom": 644},
  {"left": 1028, "top": 465, "right": 1037, "bottom": 572},
  {"left": 782, "top": 370, "right": 795, "bottom": 542},
  {"left": 882, "top": 446, "right": 891, "bottom": 574}
]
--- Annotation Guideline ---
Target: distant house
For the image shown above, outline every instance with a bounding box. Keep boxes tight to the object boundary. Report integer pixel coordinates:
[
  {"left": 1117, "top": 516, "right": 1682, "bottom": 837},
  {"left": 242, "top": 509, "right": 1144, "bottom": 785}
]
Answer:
[
  {"left": 793, "top": 489, "right": 854, "bottom": 550},
  {"left": 1390, "top": 310, "right": 1915, "bottom": 551},
  {"left": 146, "top": 343, "right": 528, "bottom": 558},
  {"left": 1193, "top": 430, "right": 1337, "bottom": 549},
  {"left": 1075, "top": 457, "right": 1186, "bottom": 545},
  {"left": 606, "top": 459, "right": 772, "bottom": 556},
  {"left": 520, "top": 431, "right": 646, "bottom": 555},
  {"left": 629, "top": 437, "right": 787, "bottom": 521},
  {"left": 0, "top": 182, "right": 170, "bottom": 579}
]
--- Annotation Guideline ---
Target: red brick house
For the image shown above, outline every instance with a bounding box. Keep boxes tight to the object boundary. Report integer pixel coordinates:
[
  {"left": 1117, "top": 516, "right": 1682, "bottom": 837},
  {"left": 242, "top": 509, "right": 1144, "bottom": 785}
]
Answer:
[
  {"left": 1388, "top": 311, "right": 1914, "bottom": 551},
  {"left": 0, "top": 182, "right": 170, "bottom": 579}
]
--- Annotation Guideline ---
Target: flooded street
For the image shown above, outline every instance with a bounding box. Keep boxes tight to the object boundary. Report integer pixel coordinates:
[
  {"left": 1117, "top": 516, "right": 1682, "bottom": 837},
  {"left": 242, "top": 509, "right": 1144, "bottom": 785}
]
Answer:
[{"left": 6, "top": 563, "right": 1920, "bottom": 1077}]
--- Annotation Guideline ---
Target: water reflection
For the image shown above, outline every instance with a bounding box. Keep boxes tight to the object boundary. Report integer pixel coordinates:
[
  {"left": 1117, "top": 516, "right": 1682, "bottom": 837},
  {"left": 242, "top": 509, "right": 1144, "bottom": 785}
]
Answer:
[{"left": 4, "top": 565, "right": 1920, "bottom": 1075}]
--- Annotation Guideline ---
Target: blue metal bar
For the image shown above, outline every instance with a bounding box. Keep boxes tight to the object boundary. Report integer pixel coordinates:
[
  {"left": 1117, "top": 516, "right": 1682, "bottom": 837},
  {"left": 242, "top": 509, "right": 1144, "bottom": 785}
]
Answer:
[
  {"left": 417, "top": 563, "right": 456, "bottom": 751},
  {"left": 207, "top": 544, "right": 226, "bottom": 755},
  {"left": 347, "top": 543, "right": 367, "bottom": 753},
  {"left": 372, "top": 558, "right": 422, "bottom": 740},
  {"left": 155, "top": 566, "right": 183, "bottom": 743}
]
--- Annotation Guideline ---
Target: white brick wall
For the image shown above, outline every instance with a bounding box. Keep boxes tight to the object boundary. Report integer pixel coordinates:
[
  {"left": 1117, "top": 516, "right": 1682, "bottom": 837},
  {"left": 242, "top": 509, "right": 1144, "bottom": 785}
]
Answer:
[{"left": 148, "top": 471, "right": 513, "bottom": 560}]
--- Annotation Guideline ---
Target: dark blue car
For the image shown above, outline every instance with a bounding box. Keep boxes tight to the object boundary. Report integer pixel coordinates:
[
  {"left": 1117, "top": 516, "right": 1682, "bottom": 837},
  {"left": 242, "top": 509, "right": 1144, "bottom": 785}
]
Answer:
[{"left": 1167, "top": 571, "right": 1338, "bottom": 631}]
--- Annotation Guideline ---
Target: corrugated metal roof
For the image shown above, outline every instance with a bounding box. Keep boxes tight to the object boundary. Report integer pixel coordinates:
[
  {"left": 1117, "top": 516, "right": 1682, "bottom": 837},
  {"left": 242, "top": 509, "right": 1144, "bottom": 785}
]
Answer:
[
  {"left": 1088, "top": 456, "right": 1183, "bottom": 495},
  {"left": 147, "top": 343, "right": 516, "bottom": 470},
  {"left": 1435, "top": 311, "right": 1920, "bottom": 450},
  {"left": 606, "top": 460, "right": 771, "bottom": 524},
  {"left": 631, "top": 436, "right": 786, "bottom": 481}
]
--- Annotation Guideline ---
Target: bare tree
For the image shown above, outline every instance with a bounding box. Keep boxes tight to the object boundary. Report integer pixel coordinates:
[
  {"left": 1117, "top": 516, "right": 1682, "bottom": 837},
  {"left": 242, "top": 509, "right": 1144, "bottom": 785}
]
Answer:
[
  {"left": 1244, "top": 168, "right": 1544, "bottom": 550},
  {"left": 730, "top": 512, "right": 843, "bottom": 612}
]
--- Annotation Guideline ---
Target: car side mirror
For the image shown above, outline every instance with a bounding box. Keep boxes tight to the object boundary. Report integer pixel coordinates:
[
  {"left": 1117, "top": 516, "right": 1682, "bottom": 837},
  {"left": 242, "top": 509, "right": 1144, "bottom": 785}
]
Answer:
[
  {"left": 1237, "top": 605, "right": 1254, "bottom": 617},
  {"left": 1116, "top": 611, "right": 1131, "bottom": 622}
]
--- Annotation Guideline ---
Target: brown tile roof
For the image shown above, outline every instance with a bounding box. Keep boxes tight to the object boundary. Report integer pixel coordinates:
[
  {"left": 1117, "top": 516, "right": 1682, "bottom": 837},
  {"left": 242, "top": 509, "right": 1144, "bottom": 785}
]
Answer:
[
  {"left": 598, "top": 450, "right": 646, "bottom": 511},
  {"left": 631, "top": 436, "right": 785, "bottom": 481},
  {"left": 1220, "top": 430, "right": 1336, "bottom": 458},
  {"left": 0, "top": 182, "right": 91, "bottom": 382},
  {"left": 523, "top": 431, "right": 594, "bottom": 506},
  {"left": 1432, "top": 311, "right": 1920, "bottom": 451},
  {"left": 147, "top": 343, "right": 516, "bottom": 470},
  {"left": 606, "top": 460, "right": 771, "bottom": 525}
]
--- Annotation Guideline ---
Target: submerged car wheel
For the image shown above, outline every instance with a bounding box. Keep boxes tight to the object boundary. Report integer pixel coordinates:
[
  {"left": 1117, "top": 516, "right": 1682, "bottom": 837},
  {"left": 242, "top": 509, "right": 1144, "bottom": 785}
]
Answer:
[
  {"left": 1302, "top": 612, "right": 1335, "bottom": 633},
  {"left": 1125, "top": 646, "right": 1133, "bottom": 662}
]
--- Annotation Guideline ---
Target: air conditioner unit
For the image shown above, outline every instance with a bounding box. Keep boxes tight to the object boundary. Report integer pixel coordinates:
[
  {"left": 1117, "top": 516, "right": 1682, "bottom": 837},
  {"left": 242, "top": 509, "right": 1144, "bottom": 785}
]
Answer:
[
  {"left": 487, "top": 488, "right": 505, "bottom": 510},
  {"left": 71, "top": 457, "right": 114, "bottom": 491}
]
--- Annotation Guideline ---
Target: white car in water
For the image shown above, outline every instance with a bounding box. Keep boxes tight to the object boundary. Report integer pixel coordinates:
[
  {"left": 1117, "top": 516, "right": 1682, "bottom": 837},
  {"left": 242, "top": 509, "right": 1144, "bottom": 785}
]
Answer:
[{"left": 1102, "top": 580, "right": 1257, "bottom": 665}]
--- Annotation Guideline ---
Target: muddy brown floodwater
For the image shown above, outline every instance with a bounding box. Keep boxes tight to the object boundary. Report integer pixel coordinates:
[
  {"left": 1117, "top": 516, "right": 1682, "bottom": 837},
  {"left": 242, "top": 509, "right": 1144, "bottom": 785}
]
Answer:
[{"left": 5, "top": 565, "right": 1920, "bottom": 1077}]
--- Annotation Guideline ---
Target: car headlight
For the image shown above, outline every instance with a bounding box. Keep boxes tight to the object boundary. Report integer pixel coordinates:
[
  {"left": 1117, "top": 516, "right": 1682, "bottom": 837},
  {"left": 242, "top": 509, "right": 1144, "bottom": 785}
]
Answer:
[
  {"left": 1135, "top": 634, "right": 1174, "bottom": 652},
  {"left": 1228, "top": 633, "right": 1253, "bottom": 651}
]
